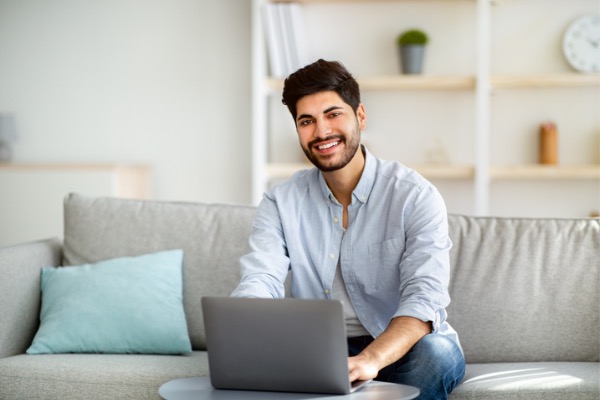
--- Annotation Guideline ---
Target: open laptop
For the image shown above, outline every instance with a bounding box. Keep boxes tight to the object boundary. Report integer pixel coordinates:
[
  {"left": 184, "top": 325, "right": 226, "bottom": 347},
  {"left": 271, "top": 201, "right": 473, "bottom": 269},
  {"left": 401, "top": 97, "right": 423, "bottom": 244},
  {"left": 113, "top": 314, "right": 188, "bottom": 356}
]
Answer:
[{"left": 201, "top": 296, "right": 371, "bottom": 395}]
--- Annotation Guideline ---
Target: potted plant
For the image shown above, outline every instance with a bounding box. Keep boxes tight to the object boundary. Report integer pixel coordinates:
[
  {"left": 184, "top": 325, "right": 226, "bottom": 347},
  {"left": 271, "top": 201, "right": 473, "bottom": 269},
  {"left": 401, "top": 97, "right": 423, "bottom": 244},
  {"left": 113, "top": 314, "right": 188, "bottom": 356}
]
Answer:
[{"left": 396, "top": 29, "right": 429, "bottom": 74}]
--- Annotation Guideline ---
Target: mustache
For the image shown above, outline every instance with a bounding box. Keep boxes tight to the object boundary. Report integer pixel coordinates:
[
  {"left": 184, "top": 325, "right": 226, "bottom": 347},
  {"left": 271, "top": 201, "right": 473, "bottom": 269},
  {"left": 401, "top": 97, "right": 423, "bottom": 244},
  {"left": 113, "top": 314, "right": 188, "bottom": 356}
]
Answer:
[{"left": 308, "top": 135, "right": 345, "bottom": 149}]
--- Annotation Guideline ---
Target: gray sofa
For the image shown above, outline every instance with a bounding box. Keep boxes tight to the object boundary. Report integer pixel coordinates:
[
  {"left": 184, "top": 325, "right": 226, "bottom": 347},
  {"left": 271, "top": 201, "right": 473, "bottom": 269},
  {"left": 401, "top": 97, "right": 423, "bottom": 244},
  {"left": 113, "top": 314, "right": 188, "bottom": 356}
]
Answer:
[{"left": 0, "top": 193, "right": 598, "bottom": 400}]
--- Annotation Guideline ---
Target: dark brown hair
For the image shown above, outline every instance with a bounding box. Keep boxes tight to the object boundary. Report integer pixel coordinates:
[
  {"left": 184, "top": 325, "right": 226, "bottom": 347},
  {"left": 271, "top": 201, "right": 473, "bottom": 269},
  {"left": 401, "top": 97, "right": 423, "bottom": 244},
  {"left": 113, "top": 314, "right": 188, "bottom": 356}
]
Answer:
[{"left": 281, "top": 59, "right": 361, "bottom": 122}]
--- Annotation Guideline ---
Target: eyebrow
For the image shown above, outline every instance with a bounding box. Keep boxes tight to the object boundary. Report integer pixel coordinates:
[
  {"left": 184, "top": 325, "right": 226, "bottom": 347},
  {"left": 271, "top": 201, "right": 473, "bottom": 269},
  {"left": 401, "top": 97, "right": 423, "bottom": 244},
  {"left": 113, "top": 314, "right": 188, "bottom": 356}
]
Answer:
[{"left": 296, "top": 105, "right": 345, "bottom": 123}]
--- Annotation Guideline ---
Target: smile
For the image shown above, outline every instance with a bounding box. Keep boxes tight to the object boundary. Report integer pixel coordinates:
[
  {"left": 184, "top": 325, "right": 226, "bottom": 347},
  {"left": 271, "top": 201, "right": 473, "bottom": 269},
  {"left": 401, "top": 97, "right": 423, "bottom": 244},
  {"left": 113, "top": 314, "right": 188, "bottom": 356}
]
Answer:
[{"left": 316, "top": 141, "right": 340, "bottom": 150}]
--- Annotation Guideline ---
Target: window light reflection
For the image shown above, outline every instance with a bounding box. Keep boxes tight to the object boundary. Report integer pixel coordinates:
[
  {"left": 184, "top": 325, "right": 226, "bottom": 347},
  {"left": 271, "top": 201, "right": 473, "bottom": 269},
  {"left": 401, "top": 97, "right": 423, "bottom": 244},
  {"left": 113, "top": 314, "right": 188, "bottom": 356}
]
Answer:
[{"left": 464, "top": 368, "right": 583, "bottom": 391}]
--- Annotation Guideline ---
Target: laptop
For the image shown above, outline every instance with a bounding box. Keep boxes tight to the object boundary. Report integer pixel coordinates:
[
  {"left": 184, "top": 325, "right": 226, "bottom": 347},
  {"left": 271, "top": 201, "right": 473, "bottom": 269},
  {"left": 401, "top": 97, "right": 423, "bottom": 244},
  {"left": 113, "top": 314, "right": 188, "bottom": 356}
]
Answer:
[{"left": 201, "top": 296, "right": 371, "bottom": 395}]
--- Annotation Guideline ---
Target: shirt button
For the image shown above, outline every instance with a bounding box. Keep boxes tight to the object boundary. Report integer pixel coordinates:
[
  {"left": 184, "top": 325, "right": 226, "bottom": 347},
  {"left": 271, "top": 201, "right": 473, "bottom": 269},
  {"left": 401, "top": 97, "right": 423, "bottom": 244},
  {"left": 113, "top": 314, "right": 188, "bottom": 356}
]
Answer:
[
  {"left": 324, "top": 289, "right": 330, "bottom": 295},
  {"left": 329, "top": 253, "right": 335, "bottom": 259},
  {"left": 333, "top": 217, "right": 339, "bottom": 224}
]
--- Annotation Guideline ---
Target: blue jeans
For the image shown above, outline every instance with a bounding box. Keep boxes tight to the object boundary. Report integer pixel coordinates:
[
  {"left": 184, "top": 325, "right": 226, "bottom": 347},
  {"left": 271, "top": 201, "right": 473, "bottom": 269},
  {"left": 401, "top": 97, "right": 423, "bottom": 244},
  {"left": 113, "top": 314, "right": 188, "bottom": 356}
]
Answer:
[{"left": 347, "top": 334, "right": 465, "bottom": 400}]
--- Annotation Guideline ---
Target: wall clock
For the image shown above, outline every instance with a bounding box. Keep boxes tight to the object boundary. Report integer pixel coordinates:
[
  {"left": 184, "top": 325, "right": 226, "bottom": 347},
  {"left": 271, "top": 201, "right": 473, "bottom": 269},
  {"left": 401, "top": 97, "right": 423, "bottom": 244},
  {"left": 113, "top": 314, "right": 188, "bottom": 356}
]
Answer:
[{"left": 562, "top": 14, "right": 600, "bottom": 73}]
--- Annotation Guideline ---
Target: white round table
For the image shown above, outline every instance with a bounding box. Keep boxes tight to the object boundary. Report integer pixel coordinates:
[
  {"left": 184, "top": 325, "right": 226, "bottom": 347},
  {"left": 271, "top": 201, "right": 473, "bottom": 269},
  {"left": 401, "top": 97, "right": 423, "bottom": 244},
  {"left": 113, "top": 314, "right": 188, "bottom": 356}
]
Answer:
[{"left": 159, "top": 376, "right": 420, "bottom": 400}]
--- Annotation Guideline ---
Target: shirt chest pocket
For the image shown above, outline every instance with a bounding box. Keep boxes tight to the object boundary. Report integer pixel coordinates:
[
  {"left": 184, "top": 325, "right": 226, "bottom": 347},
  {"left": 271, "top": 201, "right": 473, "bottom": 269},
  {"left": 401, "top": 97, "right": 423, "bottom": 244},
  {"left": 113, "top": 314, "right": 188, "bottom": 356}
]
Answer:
[{"left": 367, "top": 238, "right": 405, "bottom": 292}]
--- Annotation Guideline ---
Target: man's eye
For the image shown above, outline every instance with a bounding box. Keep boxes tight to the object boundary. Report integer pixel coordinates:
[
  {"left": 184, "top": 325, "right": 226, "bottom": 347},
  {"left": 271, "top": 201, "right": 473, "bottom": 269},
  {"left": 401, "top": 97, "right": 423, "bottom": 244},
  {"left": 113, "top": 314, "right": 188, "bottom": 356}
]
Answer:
[
  {"left": 329, "top": 112, "right": 341, "bottom": 118},
  {"left": 299, "top": 120, "right": 313, "bottom": 126}
]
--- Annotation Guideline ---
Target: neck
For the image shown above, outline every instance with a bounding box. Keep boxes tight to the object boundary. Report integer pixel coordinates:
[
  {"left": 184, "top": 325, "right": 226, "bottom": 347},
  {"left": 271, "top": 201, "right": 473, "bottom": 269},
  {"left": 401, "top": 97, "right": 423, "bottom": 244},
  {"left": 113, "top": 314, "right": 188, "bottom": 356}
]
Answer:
[{"left": 322, "top": 146, "right": 366, "bottom": 207}]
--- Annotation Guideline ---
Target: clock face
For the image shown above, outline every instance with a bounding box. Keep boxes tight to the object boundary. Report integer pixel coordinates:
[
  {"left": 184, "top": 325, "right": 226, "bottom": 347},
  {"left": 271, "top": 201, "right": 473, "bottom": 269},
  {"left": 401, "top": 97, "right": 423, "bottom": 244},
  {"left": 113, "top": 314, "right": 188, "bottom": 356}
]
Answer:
[{"left": 562, "top": 14, "right": 600, "bottom": 73}]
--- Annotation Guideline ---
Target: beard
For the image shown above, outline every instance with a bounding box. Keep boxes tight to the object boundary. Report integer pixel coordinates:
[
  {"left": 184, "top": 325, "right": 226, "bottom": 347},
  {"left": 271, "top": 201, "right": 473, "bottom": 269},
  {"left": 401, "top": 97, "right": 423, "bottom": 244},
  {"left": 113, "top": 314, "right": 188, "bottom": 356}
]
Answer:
[{"left": 301, "top": 119, "right": 362, "bottom": 172}]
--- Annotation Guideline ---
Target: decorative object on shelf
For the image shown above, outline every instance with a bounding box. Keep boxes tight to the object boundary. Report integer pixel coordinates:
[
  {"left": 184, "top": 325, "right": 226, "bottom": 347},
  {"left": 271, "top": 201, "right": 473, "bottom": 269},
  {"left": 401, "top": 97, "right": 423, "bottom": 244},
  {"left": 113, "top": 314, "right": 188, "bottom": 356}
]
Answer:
[
  {"left": 539, "top": 121, "right": 559, "bottom": 165},
  {"left": 262, "top": 2, "right": 308, "bottom": 78},
  {"left": 396, "top": 29, "right": 429, "bottom": 74},
  {"left": 562, "top": 14, "right": 600, "bottom": 73},
  {"left": 0, "top": 113, "right": 17, "bottom": 163},
  {"left": 425, "top": 136, "right": 451, "bottom": 164}
]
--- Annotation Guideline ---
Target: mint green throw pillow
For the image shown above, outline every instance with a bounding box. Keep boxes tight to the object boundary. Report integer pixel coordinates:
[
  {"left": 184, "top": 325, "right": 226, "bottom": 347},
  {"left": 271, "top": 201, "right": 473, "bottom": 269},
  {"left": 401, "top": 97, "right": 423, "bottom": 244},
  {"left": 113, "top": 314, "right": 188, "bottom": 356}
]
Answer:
[{"left": 27, "top": 249, "right": 192, "bottom": 355}]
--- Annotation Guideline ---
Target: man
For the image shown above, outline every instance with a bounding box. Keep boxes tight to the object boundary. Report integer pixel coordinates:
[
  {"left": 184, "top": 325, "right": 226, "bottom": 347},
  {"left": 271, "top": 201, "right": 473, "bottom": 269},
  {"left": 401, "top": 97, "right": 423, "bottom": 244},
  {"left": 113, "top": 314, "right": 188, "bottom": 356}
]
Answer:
[{"left": 232, "top": 59, "right": 465, "bottom": 399}]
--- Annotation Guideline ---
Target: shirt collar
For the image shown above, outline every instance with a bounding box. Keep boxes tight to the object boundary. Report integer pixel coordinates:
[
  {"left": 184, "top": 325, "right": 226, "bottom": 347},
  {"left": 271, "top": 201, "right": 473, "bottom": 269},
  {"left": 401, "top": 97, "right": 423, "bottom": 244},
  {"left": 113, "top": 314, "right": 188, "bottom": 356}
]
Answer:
[
  {"left": 352, "top": 145, "right": 375, "bottom": 204},
  {"left": 317, "top": 145, "right": 375, "bottom": 205}
]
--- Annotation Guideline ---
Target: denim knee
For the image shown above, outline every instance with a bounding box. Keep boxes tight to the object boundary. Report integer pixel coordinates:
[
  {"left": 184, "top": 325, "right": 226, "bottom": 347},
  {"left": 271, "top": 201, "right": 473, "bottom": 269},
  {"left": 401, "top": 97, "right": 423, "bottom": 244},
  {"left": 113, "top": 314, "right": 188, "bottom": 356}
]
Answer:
[
  {"left": 380, "top": 334, "right": 465, "bottom": 400},
  {"left": 413, "top": 334, "right": 465, "bottom": 380},
  {"left": 413, "top": 333, "right": 463, "bottom": 364}
]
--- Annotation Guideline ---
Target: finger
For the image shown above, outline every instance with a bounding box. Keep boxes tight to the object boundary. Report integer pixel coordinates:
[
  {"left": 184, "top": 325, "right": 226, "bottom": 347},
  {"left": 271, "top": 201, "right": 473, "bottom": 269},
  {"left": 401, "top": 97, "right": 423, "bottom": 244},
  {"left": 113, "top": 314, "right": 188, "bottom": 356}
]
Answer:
[
  {"left": 347, "top": 360, "right": 358, "bottom": 382},
  {"left": 347, "top": 357, "right": 356, "bottom": 370}
]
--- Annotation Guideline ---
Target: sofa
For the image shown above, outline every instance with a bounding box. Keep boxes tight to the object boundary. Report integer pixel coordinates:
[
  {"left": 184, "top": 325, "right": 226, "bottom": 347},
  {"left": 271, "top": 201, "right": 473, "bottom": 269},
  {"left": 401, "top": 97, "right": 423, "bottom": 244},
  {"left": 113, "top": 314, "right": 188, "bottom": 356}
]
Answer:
[{"left": 0, "top": 193, "right": 598, "bottom": 400}]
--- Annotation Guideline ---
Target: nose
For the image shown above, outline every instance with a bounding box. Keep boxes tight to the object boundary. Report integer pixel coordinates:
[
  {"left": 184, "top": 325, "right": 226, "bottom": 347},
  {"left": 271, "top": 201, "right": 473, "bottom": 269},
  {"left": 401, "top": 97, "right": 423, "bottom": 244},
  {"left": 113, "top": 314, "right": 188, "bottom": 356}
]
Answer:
[{"left": 314, "top": 118, "right": 332, "bottom": 139}]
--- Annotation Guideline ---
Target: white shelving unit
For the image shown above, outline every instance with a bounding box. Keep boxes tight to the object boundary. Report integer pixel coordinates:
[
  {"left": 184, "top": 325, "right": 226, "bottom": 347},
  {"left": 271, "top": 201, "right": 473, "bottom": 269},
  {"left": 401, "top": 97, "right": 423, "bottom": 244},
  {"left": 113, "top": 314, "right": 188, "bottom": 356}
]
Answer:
[{"left": 251, "top": 0, "right": 600, "bottom": 217}]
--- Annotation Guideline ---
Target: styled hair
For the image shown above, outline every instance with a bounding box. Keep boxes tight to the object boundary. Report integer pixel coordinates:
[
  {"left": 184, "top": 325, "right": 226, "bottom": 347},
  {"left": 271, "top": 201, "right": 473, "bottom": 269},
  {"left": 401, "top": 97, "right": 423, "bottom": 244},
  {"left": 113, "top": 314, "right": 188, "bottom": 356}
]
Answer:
[{"left": 281, "top": 59, "right": 361, "bottom": 122}]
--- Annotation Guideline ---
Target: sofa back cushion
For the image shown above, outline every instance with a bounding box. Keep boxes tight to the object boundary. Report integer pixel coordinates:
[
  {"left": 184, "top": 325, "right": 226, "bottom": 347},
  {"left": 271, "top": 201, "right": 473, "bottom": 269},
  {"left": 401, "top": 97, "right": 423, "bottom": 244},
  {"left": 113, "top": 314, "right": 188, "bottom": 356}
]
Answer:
[
  {"left": 62, "top": 193, "right": 256, "bottom": 350},
  {"left": 446, "top": 214, "right": 599, "bottom": 363}
]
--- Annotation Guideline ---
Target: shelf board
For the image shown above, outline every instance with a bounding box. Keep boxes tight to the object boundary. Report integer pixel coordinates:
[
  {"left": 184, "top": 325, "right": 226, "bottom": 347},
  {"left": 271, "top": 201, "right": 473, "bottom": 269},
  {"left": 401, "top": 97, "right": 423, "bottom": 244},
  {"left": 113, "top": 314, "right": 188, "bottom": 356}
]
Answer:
[
  {"left": 275, "top": 0, "right": 469, "bottom": 2},
  {"left": 490, "top": 165, "right": 600, "bottom": 180},
  {"left": 491, "top": 73, "right": 600, "bottom": 89},
  {"left": 0, "top": 163, "right": 150, "bottom": 172},
  {"left": 359, "top": 75, "right": 475, "bottom": 90},
  {"left": 267, "top": 73, "right": 598, "bottom": 93},
  {"left": 266, "top": 163, "right": 474, "bottom": 180},
  {"left": 267, "top": 75, "right": 475, "bottom": 93},
  {"left": 267, "top": 163, "right": 312, "bottom": 180},
  {"left": 267, "top": 163, "right": 600, "bottom": 181},
  {"left": 411, "top": 164, "right": 475, "bottom": 179}
]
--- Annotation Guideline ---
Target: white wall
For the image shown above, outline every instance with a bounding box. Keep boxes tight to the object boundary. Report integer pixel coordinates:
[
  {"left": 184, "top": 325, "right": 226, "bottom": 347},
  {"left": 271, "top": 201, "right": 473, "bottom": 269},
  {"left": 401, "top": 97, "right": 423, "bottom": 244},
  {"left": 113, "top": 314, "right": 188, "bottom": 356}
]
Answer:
[
  {"left": 0, "top": 0, "right": 252, "bottom": 204},
  {"left": 0, "top": 0, "right": 597, "bottom": 217}
]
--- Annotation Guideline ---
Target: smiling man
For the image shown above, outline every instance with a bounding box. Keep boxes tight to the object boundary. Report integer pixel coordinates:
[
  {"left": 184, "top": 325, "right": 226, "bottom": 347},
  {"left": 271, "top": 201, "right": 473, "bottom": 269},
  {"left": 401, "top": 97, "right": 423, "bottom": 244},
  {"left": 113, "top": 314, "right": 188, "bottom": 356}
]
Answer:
[{"left": 232, "top": 59, "right": 465, "bottom": 399}]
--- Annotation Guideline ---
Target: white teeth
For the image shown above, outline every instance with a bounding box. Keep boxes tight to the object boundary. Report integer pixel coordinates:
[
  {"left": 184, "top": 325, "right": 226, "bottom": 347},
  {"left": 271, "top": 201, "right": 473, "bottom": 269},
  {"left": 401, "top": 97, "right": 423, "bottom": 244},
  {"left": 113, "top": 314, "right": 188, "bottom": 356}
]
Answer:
[{"left": 318, "top": 142, "right": 338, "bottom": 150}]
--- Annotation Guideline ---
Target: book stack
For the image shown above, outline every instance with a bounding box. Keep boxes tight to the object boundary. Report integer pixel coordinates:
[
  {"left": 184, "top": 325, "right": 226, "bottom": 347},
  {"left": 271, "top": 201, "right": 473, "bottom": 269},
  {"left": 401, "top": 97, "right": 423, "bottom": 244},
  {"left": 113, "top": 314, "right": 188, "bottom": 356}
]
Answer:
[{"left": 262, "top": 2, "right": 309, "bottom": 78}]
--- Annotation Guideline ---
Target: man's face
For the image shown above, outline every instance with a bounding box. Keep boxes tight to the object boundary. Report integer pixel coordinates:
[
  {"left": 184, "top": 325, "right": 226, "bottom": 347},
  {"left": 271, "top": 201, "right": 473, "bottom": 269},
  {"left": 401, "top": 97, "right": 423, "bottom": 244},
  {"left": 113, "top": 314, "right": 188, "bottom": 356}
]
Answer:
[{"left": 295, "top": 91, "right": 366, "bottom": 172}]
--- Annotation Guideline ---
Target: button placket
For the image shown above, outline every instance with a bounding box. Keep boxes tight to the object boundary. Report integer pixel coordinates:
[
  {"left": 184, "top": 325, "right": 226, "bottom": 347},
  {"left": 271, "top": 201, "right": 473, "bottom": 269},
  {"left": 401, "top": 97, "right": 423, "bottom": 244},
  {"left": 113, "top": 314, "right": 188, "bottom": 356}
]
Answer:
[{"left": 323, "top": 200, "right": 343, "bottom": 299}]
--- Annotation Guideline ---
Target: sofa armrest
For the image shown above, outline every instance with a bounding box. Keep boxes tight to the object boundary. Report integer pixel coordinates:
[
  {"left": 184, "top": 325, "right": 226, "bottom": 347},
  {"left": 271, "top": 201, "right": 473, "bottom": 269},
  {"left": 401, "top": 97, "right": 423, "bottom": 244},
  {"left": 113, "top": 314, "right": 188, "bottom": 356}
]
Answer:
[{"left": 0, "top": 238, "right": 62, "bottom": 358}]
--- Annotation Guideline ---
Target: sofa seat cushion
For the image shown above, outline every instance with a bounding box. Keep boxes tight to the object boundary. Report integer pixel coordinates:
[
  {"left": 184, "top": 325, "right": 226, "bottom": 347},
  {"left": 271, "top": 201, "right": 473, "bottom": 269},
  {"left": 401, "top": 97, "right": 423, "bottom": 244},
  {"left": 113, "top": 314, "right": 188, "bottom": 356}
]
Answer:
[
  {"left": 0, "top": 351, "right": 209, "bottom": 400},
  {"left": 450, "top": 362, "right": 600, "bottom": 400}
]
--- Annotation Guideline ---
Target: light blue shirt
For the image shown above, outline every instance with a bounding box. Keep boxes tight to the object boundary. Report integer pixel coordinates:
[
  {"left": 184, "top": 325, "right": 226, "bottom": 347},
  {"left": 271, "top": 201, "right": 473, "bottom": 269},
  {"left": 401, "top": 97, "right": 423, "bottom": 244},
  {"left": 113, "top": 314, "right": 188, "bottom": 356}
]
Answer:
[{"left": 232, "top": 147, "right": 460, "bottom": 347}]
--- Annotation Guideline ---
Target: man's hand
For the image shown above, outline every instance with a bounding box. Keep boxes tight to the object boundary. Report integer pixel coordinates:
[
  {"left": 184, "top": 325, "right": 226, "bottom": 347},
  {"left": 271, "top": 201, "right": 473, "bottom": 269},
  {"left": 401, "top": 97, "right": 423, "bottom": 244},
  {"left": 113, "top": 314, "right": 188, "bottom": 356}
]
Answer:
[
  {"left": 347, "top": 316, "right": 432, "bottom": 382},
  {"left": 348, "top": 353, "right": 380, "bottom": 382}
]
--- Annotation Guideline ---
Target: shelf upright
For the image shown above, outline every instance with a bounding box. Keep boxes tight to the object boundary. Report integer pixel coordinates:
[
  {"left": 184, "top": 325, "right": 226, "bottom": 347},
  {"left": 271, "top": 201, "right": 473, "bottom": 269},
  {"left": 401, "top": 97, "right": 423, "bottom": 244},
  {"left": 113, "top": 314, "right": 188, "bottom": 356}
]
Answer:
[
  {"left": 251, "top": 0, "right": 269, "bottom": 205},
  {"left": 474, "top": 0, "right": 491, "bottom": 215}
]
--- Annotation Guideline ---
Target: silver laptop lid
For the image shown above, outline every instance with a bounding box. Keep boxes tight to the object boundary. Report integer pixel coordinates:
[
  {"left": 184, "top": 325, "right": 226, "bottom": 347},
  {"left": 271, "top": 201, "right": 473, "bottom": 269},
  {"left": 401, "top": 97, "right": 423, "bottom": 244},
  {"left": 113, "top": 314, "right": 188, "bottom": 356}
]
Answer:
[{"left": 201, "top": 297, "right": 355, "bottom": 395}]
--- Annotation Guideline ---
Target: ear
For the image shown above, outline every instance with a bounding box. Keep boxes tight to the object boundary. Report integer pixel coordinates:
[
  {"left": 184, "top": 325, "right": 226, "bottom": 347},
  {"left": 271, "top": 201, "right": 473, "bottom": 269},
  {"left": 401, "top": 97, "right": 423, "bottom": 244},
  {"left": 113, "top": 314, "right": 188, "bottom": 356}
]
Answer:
[{"left": 356, "top": 103, "right": 367, "bottom": 130}]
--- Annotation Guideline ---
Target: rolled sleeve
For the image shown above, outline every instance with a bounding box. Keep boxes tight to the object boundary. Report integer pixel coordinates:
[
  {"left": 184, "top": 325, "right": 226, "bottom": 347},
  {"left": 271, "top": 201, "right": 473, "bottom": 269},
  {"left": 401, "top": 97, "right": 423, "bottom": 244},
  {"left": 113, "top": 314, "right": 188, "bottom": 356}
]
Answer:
[{"left": 393, "top": 185, "right": 452, "bottom": 331}]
